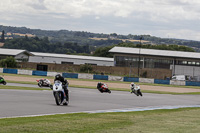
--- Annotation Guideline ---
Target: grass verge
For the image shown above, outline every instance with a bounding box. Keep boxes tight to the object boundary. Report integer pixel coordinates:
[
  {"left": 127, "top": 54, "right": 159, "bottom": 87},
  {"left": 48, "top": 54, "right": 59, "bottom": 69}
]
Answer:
[
  {"left": 0, "top": 85, "right": 49, "bottom": 91},
  {"left": 0, "top": 107, "right": 200, "bottom": 133}
]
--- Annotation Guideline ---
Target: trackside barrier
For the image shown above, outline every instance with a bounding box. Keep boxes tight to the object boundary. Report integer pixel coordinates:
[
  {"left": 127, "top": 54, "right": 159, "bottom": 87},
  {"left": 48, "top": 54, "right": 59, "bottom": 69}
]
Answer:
[
  {"left": 139, "top": 78, "right": 154, "bottom": 84},
  {"left": 93, "top": 75, "right": 108, "bottom": 80},
  {"left": 3, "top": 68, "right": 18, "bottom": 74},
  {"left": 47, "top": 72, "right": 59, "bottom": 77},
  {"left": 123, "top": 77, "right": 139, "bottom": 82},
  {"left": 62, "top": 73, "right": 78, "bottom": 79},
  {"left": 170, "top": 80, "right": 185, "bottom": 86},
  {"left": 186, "top": 81, "right": 200, "bottom": 86},
  {"left": 18, "top": 69, "right": 32, "bottom": 75},
  {"left": 0, "top": 68, "right": 3, "bottom": 73},
  {"left": 32, "top": 70, "right": 47, "bottom": 76},
  {"left": 108, "top": 76, "right": 123, "bottom": 81},
  {"left": 1, "top": 67, "right": 200, "bottom": 87},
  {"left": 154, "top": 79, "right": 170, "bottom": 85},
  {"left": 78, "top": 73, "right": 93, "bottom": 79}
]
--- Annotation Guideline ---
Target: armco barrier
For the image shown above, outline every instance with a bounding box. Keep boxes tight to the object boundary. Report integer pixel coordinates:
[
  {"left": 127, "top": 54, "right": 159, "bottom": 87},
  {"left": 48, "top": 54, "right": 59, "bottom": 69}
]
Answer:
[
  {"left": 32, "top": 70, "right": 47, "bottom": 76},
  {"left": 3, "top": 68, "right": 18, "bottom": 74},
  {"left": 78, "top": 73, "right": 93, "bottom": 79},
  {"left": 47, "top": 72, "right": 59, "bottom": 77},
  {"left": 0, "top": 68, "right": 3, "bottom": 73},
  {"left": 154, "top": 79, "right": 170, "bottom": 85},
  {"left": 186, "top": 81, "right": 200, "bottom": 86},
  {"left": 123, "top": 77, "right": 139, "bottom": 82},
  {"left": 93, "top": 75, "right": 108, "bottom": 80},
  {"left": 18, "top": 69, "right": 32, "bottom": 75},
  {"left": 170, "top": 80, "right": 185, "bottom": 86},
  {"left": 139, "top": 78, "right": 154, "bottom": 83},
  {"left": 62, "top": 73, "right": 78, "bottom": 79},
  {"left": 108, "top": 76, "right": 123, "bottom": 81}
]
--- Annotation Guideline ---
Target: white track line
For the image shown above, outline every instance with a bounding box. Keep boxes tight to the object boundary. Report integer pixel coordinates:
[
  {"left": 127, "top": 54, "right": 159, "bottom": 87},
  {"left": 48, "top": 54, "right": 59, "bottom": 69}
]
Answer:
[{"left": 1, "top": 105, "right": 200, "bottom": 119}]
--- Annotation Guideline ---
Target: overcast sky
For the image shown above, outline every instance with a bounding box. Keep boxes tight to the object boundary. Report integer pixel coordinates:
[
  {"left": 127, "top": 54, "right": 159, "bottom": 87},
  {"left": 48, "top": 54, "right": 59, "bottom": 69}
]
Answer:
[{"left": 1, "top": 0, "right": 200, "bottom": 41}]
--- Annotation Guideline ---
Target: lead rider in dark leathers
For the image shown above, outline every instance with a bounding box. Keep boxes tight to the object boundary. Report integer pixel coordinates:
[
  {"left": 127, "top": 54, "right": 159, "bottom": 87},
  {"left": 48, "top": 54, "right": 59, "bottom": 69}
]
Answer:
[{"left": 54, "top": 74, "right": 69, "bottom": 101}]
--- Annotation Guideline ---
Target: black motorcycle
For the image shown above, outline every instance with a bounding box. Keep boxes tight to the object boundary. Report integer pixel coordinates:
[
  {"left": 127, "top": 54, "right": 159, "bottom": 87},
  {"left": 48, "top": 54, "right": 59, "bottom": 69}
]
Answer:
[{"left": 36, "top": 79, "right": 52, "bottom": 89}]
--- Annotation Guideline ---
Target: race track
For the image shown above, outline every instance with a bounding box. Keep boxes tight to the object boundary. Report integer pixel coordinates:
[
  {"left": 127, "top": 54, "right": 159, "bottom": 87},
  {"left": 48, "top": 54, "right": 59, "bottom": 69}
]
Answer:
[{"left": 0, "top": 84, "right": 200, "bottom": 118}]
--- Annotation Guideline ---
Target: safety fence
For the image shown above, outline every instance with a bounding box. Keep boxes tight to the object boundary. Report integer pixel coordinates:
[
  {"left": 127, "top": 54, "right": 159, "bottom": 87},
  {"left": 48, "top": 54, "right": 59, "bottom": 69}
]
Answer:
[{"left": 0, "top": 68, "right": 200, "bottom": 86}]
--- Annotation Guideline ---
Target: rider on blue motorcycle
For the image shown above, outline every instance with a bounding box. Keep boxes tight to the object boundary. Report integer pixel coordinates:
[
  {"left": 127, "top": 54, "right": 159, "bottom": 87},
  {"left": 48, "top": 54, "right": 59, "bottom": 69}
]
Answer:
[{"left": 54, "top": 74, "right": 69, "bottom": 101}]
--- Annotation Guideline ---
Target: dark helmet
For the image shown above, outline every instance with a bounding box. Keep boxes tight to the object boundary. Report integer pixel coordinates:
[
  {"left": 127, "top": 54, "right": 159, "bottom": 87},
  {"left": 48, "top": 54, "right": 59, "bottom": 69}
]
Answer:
[{"left": 55, "top": 74, "right": 61, "bottom": 79}]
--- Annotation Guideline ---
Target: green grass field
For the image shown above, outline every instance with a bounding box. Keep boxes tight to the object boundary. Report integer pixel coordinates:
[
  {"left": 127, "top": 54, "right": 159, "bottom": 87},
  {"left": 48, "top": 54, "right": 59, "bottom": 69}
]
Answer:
[{"left": 0, "top": 108, "right": 200, "bottom": 133}]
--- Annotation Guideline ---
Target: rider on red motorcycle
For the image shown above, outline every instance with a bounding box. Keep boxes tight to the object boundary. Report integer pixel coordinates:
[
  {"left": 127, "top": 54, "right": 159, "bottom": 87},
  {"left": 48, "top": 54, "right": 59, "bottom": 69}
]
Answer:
[{"left": 97, "top": 82, "right": 103, "bottom": 91}]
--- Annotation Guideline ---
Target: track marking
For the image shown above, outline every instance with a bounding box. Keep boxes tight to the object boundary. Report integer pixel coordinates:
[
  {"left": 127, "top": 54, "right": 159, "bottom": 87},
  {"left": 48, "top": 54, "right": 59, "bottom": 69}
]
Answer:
[{"left": 1, "top": 105, "right": 200, "bottom": 119}]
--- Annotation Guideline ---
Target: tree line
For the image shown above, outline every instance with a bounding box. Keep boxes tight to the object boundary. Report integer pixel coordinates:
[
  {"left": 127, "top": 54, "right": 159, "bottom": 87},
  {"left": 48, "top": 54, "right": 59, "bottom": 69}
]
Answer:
[{"left": 2, "top": 35, "right": 195, "bottom": 57}]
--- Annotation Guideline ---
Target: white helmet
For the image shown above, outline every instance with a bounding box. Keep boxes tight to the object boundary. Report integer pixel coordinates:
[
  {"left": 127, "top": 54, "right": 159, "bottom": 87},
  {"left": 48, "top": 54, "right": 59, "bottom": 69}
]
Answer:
[{"left": 131, "top": 82, "right": 135, "bottom": 86}]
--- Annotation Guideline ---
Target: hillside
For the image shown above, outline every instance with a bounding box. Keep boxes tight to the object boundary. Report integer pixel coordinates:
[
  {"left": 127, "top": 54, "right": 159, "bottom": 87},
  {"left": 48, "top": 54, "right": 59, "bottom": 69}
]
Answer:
[{"left": 0, "top": 25, "right": 200, "bottom": 51}]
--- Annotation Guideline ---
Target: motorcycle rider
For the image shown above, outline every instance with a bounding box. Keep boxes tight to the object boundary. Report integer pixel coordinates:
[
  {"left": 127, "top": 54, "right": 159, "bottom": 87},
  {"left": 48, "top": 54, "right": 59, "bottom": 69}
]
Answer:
[
  {"left": 130, "top": 82, "right": 135, "bottom": 93},
  {"left": 54, "top": 74, "right": 69, "bottom": 101},
  {"left": 97, "top": 82, "right": 103, "bottom": 91}
]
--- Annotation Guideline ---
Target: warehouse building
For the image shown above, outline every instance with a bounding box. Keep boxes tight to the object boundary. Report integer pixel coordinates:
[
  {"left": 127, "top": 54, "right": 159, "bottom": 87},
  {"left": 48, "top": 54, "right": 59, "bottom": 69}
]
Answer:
[
  {"left": 109, "top": 46, "right": 200, "bottom": 79},
  {"left": 0, "top": 48, "right": 33, "bottom": 62},
  {"left": 29, "top": 52, "right": 114, "bottom": 66}
]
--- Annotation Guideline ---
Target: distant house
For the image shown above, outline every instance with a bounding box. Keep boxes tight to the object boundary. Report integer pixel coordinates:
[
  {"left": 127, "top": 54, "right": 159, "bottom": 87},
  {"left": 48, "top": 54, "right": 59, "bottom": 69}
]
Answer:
[{"left": 0, "top": 48, "right": 33, "bottom": 62}]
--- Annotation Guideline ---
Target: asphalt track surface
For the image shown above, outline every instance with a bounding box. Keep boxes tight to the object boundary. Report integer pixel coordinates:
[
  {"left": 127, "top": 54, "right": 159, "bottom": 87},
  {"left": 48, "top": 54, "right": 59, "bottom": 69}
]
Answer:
[{"left": 0, "top": 83, "right": 200, "bottom": 118}]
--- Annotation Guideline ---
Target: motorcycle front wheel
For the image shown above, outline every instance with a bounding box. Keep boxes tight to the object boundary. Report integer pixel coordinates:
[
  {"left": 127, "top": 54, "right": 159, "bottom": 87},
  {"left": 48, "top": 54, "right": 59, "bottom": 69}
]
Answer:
[
  {"left": 38, "top": 83, "right": 42, "bottom": 87},
  {"left": 54, "top": 92, "right": 62, "bottom": 105}
]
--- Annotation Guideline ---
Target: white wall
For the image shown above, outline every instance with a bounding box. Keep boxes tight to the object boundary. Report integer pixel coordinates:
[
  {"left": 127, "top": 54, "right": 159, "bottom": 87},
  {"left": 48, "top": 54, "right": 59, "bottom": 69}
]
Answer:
[{"left": 173, "top": 65, "right": 200, "bottom": 77}]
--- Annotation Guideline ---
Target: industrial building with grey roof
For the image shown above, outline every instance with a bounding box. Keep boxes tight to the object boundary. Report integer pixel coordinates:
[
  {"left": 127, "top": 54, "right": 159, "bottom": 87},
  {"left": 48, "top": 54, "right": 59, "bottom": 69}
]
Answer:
[{"left": 109, "top": 46, "right": 200, "bottom": 78}]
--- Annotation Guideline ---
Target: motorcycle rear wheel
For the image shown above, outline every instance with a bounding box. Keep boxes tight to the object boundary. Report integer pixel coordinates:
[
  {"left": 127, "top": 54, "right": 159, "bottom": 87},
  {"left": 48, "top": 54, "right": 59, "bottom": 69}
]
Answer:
[
  {"left": 138, "top": 90, "right": 143, "bottom": 96},
  {"left": 3, "top": 81, "right": 6, "bottom": 85}
]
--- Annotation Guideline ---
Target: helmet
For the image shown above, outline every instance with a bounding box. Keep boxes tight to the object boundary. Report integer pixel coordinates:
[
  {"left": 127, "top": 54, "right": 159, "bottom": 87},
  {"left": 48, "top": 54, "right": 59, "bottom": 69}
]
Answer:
[
  {"left": 55, "top": 74, "right": 61, "bottom": 79},
  {"left": 131, "top": 82, "right": 135, "bottom": 86}
]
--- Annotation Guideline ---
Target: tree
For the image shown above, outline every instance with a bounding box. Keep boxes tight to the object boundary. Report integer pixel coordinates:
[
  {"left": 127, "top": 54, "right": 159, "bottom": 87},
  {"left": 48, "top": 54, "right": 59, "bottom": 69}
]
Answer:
[
  {"left": 0, "top": 30, "right": 5, "bottom": 42},
  {"left": 0, "top": 56, "right": 17, "bottom": 68}
]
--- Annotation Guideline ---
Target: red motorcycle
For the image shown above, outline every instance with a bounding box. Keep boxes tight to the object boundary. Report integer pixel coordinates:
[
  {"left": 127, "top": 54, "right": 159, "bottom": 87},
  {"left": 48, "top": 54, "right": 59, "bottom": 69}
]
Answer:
[{"left": 97, "top": 82, "right": 111, "bottom": 93}]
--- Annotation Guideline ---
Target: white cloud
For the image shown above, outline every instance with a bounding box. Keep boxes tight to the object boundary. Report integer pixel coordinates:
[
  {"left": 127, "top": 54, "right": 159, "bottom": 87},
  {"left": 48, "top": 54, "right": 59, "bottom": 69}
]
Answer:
[{"left": 0, "top": 0, "right": 200, "bottom": 40}]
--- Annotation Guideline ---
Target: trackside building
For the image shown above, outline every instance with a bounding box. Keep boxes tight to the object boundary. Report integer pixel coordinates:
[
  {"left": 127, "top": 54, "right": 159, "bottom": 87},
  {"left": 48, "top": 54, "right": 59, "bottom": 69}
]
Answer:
[
  {"left": 29, "top": 52, "right": 114, "bottom": 66},
  {"left": 0, "top": 48, "right": 33, "bottom": 62},
  {"left": 109, "top": 46, "right": 200, "bottom": 79}
]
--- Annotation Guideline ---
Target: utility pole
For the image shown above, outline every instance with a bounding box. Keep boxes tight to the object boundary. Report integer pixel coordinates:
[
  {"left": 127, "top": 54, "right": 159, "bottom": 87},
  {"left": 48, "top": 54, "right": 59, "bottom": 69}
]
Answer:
[{"left": 138, "top": 36, "right": 142, "bottom": 77}]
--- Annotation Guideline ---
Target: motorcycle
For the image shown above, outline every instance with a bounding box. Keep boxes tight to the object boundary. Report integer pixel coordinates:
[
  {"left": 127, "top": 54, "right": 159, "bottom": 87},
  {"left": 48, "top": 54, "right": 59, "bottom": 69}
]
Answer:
[
  {"left": 36, "top": 79, "right": 52, "bottom": 89},
  {"left": 131, "top": 85, "right": 142, "bottom": 96},
  {"left": 97, "top": 83, "right": 111, "bottom": 93},
  {"left": 0, "top": 76, "right": 6, "bottom": 85},
  {"left": 53, "top": 80, "right": 69, "bottom": 105}
]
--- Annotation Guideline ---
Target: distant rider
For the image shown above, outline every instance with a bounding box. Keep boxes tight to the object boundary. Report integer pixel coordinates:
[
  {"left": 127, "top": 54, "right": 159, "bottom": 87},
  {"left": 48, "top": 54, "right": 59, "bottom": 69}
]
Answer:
[
  {"left": 130, "top": 82, "right": 135, "bottom": 93},
  {"left": 54, "top": 74, "right": 69, "bottom": 101},
  {"left": 97, "top": 82, "right": 103, "bottom": 91}
]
